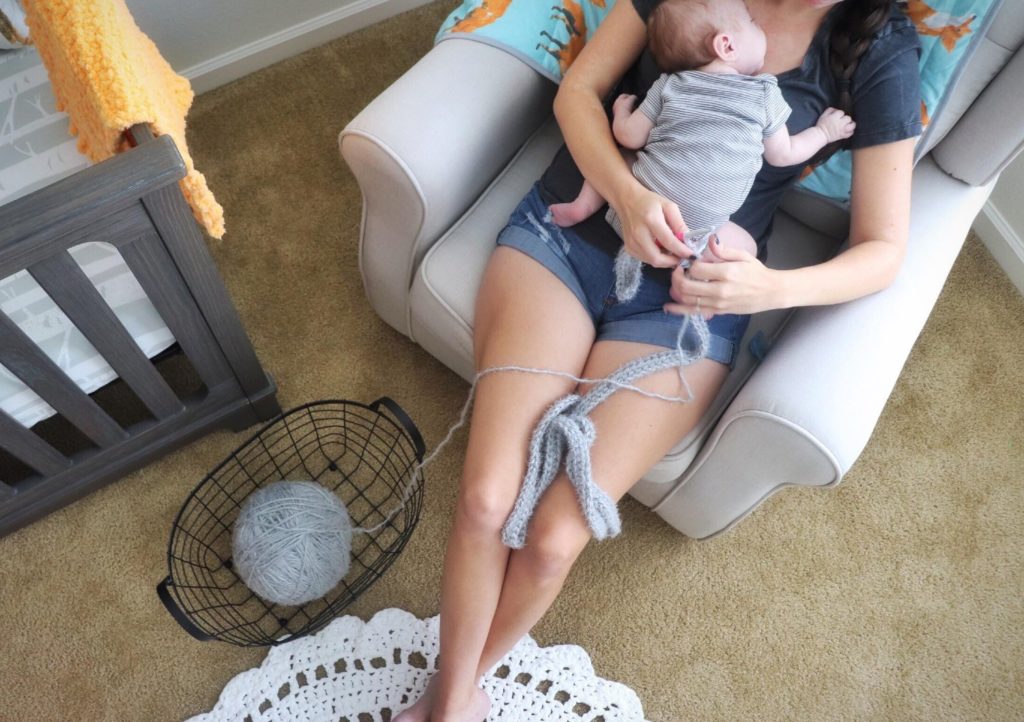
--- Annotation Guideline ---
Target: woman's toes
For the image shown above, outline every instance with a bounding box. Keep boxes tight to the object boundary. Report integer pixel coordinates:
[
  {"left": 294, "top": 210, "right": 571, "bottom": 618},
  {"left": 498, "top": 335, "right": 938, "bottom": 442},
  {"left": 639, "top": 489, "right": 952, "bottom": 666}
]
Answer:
[
  {"left": 469, "top": 687, "right": 492, "bottom": 721},
  {"left": 392, "top": 674, "right": 438, "bottom": 722},
  {"left": 431, "top": 686, "right": 491, "bottom": 722},
  {"left": 392, "top": 696, "right": 428, "bottom": 722}
]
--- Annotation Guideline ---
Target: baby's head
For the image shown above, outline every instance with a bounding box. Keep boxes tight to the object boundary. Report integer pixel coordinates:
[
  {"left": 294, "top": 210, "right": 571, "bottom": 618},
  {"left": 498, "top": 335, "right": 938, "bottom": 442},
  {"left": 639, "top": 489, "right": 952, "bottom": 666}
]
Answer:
[{"left": 648, "top": 0, "right": 767, "bottom": 75}]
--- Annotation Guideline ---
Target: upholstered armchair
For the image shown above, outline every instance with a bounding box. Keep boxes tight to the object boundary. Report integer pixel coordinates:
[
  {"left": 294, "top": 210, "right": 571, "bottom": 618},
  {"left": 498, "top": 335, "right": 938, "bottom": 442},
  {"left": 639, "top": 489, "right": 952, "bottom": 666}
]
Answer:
[{"left": 339, "top": 6, "right": 1024, "bottom": 538}]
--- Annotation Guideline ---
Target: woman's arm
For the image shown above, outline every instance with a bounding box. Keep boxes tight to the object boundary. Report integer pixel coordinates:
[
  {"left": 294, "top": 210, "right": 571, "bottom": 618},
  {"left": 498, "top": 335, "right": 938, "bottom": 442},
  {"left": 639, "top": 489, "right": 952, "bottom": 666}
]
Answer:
[
  {"left": 554, "top": 1, "right": 690, "bottom": 264},
  {"left": 775, "top": 138, "right": 913, "bottom": 306},
  {"left": 665, "top": 137, "right": 915, "bottom": 315}
]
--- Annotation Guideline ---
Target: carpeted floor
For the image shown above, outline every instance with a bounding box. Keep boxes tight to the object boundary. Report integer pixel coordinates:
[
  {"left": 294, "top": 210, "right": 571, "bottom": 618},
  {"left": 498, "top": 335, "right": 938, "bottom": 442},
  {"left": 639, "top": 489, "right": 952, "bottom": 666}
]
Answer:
[{"left": 2, "top": 2, "right": 1023, "bottom": 720}]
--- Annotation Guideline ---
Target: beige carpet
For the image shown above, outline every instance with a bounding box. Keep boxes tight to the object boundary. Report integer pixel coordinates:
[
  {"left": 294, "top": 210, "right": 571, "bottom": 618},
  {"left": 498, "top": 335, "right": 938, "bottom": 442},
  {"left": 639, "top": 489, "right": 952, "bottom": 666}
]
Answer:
[{"left": 2, "top": 3, "right": 1022, "bottom": 720}]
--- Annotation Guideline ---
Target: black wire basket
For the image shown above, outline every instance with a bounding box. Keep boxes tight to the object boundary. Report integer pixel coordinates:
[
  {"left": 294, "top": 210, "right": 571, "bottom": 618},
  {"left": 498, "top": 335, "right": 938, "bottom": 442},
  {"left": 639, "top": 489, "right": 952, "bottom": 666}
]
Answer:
[{"left": 156, "top": 398, "right": 425, "bottom": 647}]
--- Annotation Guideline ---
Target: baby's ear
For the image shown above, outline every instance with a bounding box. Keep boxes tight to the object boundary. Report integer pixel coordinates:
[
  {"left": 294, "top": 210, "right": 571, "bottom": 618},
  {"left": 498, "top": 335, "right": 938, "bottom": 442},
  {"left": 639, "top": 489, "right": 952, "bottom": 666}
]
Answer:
[{"left": 711, "top": 32, "right": 737, "bottom": 62}]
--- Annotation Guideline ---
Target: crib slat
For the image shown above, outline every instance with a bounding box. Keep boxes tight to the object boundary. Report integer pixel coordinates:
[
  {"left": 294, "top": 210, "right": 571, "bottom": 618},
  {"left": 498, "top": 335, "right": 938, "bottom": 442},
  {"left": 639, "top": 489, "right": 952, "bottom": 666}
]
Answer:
[
  {"left": 0, "top": 409, "right": 71, "bottom": 477},
  {"left": 0, "top": 312, "right": 127, "bottom": 448},
  {"left": 136, "top": 156, "right": 271, "bottom": 399},
  {"left": 29, "top": 252, "right": 185, "bottom": 421},
  {"left": 118, "top": 234, "right": 234, "bottom": 391}
]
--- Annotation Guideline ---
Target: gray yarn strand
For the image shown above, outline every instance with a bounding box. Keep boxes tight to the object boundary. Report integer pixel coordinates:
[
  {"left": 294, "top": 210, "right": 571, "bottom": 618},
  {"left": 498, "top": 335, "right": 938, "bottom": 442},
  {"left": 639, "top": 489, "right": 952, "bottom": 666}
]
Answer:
[
  {"left": 614, "top": 247, "right": 644, "bottom": 302},
  {"left": 355, "top": 303, "right": 711, "bottom": 546},
  {"left": 501, "top": 309, "right": 709, "bottom": 547},
  {"left": 613, "top": 229, "right": 717, "bottom": 304}
]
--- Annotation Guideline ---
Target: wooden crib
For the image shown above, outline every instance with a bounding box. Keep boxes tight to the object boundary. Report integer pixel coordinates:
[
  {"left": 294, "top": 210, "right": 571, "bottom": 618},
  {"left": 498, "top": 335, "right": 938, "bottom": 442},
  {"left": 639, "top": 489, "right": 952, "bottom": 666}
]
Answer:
[{"left": 0, "top": 124, "right": 280, "bottom": 537}]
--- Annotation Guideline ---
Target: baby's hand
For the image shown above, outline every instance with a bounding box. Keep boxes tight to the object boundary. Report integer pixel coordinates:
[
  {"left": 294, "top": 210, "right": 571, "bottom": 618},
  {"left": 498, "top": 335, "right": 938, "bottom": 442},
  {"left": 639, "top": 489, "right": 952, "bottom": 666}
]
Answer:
[
  {"left": 612, "top": 94, "right": 638, "bottom": 119},
  {"left": 815, "top": 107, "right": 856, "bottom": 144}
]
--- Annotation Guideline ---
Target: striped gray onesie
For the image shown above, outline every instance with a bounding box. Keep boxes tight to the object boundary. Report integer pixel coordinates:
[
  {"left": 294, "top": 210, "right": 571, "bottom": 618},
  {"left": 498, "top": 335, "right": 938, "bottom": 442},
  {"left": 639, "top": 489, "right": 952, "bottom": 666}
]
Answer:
[{"left": 607, "top": 70, "right": 792, "bottom": 300}]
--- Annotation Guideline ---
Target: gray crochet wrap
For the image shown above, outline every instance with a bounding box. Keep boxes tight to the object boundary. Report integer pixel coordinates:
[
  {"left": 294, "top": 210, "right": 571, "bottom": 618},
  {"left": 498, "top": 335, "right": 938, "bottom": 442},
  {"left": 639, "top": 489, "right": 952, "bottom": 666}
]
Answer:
[
  {"left": 613, "top": 227, "right": 716, "bottom": 303},
  {"left": 500, "top": 315, "right": 710, "bottom": 549}
]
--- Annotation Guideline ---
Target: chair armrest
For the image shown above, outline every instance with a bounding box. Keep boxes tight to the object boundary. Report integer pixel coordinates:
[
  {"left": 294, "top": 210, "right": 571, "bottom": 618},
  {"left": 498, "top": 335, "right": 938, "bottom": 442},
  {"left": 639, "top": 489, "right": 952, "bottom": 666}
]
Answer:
[
  {"left": 651, "top": 156, "right": 997, "bottom": 539},
  {"left": 933, "top": 45, "right": 1024, "bottom": 187},
  {"left": 339, "top": 38, "right": 556, "bottom": 336}
]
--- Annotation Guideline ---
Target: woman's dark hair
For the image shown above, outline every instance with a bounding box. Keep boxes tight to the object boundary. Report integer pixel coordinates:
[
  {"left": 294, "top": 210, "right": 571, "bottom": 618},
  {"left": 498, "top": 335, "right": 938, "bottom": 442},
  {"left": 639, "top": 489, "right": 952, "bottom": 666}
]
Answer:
[{"left": 814, "top": 0, "right": 896, "bottom": 164}]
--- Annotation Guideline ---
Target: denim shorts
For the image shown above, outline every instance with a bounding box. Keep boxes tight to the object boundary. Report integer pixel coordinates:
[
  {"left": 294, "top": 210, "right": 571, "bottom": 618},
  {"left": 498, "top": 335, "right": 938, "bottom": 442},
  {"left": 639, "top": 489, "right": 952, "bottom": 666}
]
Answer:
[{"left": 495, "top": 182, "right": 752, "bottom": 369}]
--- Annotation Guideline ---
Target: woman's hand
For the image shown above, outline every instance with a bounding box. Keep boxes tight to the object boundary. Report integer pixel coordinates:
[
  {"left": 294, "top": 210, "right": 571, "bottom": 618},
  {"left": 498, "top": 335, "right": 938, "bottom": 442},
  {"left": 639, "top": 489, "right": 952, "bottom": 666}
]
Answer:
[
  {"left": 613, "top": 184, "right": 692, "bottom": 268},
  {"left": 663, "top": 236, "right": 785, "bottom": 317}
]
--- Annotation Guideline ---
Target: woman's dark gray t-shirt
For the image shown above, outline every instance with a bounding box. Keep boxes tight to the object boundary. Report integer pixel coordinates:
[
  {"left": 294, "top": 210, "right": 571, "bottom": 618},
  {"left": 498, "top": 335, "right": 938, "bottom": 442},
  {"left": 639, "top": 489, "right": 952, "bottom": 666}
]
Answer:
[{"left": 538, "top": 0, "right": 922, "bottom": 263}]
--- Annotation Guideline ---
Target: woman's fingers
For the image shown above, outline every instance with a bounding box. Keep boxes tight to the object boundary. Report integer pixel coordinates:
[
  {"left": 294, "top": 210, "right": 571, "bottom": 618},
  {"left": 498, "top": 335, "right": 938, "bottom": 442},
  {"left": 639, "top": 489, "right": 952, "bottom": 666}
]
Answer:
[
  {"left": 675, "top": 264, "right": 724, "bottom": 290},
  {"left": 655, "top": 201, "right": 690, "bottom": 257},
  {"left": 631, "top": 227, "right": 683, "bottom": 268},
  {"left": 666, "top": 264, "right": 718, "bottom": 318},
  {"left": 616, "top": 187, "right": 691, "bottom": 263},
  {"left": 630, "top": 201, "right": 689, "bottom": 262},
  {"left": 668, "top": 265, "right": 723, "bottom": 311},
  {"left": 616, "top": 188, "right": 709, "bottom": 266},
  {"left": 663, "top": 301, "right": 715, "bottom": 320},
  {"left": 639, "top": 222, "right": 687, "bottom": 266},
  {"left": 668, "top": 286, "right": 717, "bottom": 310},
  {"left": 685, "top": 260, "right": 730, "bottom": 283},
  {"left": 645, "top": 243, "right": 686, "bottom": 268}
]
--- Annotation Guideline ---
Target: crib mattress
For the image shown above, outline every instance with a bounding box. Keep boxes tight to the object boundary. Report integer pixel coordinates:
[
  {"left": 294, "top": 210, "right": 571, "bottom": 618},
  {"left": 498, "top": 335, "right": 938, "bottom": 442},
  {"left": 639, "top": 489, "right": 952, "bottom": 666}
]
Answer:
[{"left": 1, "top": 48, "right": 176, "bottom": 429}]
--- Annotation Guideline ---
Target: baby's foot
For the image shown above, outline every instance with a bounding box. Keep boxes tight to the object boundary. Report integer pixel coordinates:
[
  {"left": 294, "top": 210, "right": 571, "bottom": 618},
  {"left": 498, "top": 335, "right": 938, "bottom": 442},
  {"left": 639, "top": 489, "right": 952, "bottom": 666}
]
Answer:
[
  {"left": 392, "top": 673, "right": 439, "bottom": 722},
  {"left": 548, "top": 201, "right": 588, "bottom": 228},
  {"left": 431, "top": 687, "right": 491, "bottom": 722}
]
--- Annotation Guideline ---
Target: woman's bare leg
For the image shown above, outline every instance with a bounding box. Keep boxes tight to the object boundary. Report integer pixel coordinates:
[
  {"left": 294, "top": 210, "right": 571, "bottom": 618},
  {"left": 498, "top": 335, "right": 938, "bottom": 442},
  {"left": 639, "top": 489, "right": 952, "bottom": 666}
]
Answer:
[
  {"left": 470, "top": 340, "right": 730, "bottom": 680},
  {"left": 394, "top": 246, "right": 596, "bottom": 722}
]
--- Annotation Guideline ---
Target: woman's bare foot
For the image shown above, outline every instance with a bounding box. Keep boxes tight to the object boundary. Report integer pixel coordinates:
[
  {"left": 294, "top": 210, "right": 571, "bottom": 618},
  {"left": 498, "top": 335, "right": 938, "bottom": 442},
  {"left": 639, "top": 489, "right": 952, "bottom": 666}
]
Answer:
[
  {"left": 430, "top": 686, "right": 491, "bottom": 722},
  {"left": 392, "top": 673, "right": 439, "bottom": 722}
]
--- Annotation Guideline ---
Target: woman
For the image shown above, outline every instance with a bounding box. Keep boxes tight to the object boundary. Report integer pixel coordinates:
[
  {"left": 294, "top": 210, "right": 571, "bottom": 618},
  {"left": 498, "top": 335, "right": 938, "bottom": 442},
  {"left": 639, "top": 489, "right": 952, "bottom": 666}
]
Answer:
[{"left": 396, "top": 1, "right": 921, "bottom": 720}]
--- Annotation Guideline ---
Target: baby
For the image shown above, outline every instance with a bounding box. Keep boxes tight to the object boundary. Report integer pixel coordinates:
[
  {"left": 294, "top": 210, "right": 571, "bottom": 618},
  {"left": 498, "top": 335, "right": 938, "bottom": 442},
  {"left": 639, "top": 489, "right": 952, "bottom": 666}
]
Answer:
[{"left": 549, "top": 0, "right": 856, "bottom": 301}]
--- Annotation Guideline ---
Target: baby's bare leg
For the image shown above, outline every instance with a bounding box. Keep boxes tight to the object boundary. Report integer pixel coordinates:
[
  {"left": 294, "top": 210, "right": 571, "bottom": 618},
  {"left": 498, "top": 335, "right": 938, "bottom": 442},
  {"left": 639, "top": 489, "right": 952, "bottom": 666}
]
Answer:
[
  {"left": 549, "top": 179, "right": 607, "bottom": 227},
  {"left": 550, "top": 149, "right": 637, "bottom": 228},
  {"left": 703, "top": 221, "right": 757, "bottom": 263}
]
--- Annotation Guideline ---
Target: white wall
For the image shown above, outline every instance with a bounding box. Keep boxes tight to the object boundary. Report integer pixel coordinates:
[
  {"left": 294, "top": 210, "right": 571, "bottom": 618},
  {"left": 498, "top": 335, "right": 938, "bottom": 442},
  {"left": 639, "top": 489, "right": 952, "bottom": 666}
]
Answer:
[
  {"left": 125, "top": 0, "right": 435, "bottom": 93},
  {"left": 990, "top": 153, "right": 1024, "bottom": 223},
  {"left": 973, "top": 152, "right": 1024, "bottom": 297}
]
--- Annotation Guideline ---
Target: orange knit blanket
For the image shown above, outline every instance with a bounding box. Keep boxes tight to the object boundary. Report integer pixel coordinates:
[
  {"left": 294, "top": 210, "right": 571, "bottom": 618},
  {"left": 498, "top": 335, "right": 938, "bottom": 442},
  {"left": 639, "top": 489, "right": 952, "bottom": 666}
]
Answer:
[{"left": 23, "top": 0, "right": 225, "bottom": 238}]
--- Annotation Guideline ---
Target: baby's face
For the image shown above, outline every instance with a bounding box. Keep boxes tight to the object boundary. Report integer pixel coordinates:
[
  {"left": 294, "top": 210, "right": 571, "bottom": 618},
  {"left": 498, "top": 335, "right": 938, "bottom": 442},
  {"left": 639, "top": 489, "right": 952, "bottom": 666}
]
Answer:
[{"left": 731, "top": 5, "right": 768, "bottom": 74}]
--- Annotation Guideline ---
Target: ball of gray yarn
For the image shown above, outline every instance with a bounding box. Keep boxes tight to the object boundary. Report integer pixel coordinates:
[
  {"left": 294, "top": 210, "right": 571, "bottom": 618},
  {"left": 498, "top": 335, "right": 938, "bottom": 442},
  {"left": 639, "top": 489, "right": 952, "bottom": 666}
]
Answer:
[{"left": 232, "top": 480, "right": 353, "bottom": 606}]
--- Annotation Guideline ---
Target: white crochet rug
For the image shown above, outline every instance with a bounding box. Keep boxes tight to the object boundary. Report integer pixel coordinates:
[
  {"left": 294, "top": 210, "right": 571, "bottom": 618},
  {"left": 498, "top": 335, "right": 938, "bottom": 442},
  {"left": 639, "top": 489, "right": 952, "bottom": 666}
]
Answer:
[{"left": 187, "top": 607, "right": 650, "bottom": 722}]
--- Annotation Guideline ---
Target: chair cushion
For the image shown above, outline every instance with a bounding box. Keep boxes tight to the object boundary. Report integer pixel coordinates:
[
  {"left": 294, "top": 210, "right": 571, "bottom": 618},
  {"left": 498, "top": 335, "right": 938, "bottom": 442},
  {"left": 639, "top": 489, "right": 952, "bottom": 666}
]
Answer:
[{"left": 409, "top": 116, "right": 843, "bottom": 505}]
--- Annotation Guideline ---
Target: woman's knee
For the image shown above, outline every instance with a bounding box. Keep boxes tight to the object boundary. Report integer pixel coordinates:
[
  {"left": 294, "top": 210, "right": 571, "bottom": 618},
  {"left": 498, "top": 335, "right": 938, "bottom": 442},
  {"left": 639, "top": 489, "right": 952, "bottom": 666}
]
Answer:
[
  {"left": 520, "top": 517, "right": 590, "bottom": 580},
  {"left": 455, "top": 478, "right": 519, "bottom": 535}
]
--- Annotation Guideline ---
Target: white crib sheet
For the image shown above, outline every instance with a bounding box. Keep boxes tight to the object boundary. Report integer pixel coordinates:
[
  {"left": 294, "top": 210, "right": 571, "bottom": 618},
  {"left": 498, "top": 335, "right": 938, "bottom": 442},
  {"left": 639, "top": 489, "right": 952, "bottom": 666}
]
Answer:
[{"left": 1, "top": 48, "right": 177, "bottom": 430}]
